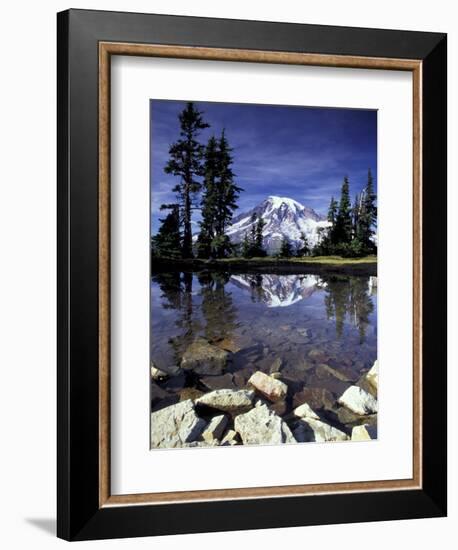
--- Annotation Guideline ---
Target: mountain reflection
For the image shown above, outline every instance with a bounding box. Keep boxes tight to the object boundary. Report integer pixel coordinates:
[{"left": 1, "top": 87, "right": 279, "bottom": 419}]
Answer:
[
  {"left": 152, "top": 271, "right": 377, "bottom": 352},
  {"left": 230, "top": 274, "right": 319, "bottom": 307}
]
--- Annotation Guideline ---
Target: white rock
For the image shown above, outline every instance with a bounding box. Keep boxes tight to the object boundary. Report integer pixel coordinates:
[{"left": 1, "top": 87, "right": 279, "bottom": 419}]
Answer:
[
  {"left": 338, "top": 386, "right": 378, "bottom": 415},
  {"left": 294, "top": 418, "right": 348, "bottom": 443},
  {"left": 366, "top": 360, "right": 378, "bottom": 391},
  {"left": 202, "top": 414, "right": 228, "bottom": 443},
  {"left": 234, "top": 404, "right": 296, "bottom": 445},
  {"left": 248, "top": 371, "right": 288, "bottom": 402},
  {"left": 351, "top": 424, "right": 377, "bottom": 441},
  {"left": 293, "top": 402, "right": 320, "bottom": 420},
  {"left": 196, "top": 389, "right": 255, "bottom": 414},
  {"left": 221, "top": 429, "right": 239, "bottom": 446},
  {"left": 150, "top": 400, "right": 206, "bottom": 448}
]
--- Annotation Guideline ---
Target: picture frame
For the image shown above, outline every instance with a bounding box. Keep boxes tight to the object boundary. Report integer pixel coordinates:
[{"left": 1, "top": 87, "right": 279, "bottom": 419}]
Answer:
[{"left": 57, "top": 8, "right": 447, "bottom": 541}]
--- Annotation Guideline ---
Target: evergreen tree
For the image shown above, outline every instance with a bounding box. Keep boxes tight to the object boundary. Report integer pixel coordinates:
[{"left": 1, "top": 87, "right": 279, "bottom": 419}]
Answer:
[
  {"left": 352, "top": 193, "right": 361, "bottom": 240},
  {"left": 297, "top": 232, "right": 310, "bottom": 257},
  {"left": 214, "top": 130, "right": 243, "bottom": 241},
  {"left": 279, "top": 236, "right": 293, "bottom": 258},
  {"left": 358, "top": 169, "right": 377, "bottom": 250},
  {"left": 198, "top": 130, "right": 242, "bottom": 258},
  {"left": 164, "top": 102, "right": 209, "bottom": 258},
  {"left": 324, "top": 196, "right": 339, "bottom": 248},
  {"left": 327, "top": 196, "right": 338, "bottom": 225},
  {"left": 196, "top": 136, "right": 218, "bottom": 258},
  {"left": 254, "top": 216, "right": 267, "bottom": 257},
  {"left": 241, "top": 231, "right": 251, "bottom": 258},
  {"left": 334, "top": 176, "right": 353, "bottom": 245},
  {"left": 152, "top": 204, "right": 182, "bottom": 259}
]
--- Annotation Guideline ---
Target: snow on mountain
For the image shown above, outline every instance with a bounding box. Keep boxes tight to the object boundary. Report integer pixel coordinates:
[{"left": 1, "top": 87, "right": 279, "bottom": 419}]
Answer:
[
  {"left": 226, "top": 196, "right": 330, "bottom": 254},
  {"left": 230, "top": 273, "right": 320, "bottom": 307}
]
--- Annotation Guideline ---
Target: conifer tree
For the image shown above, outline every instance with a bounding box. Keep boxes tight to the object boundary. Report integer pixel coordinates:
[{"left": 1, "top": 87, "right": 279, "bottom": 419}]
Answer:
[
  {"left": 279, "top": 236, "right": 293, "bottom": 258},
  {"left": 326, "top": 196, "right": 338, "bottom": 246},
  {"left": 152, "top": 204, "right": 182, "bottom": 259},
  {"left": 254, "top": 216, "right": 267, "bottom": 257},
  {"left": 297, "top": 232, "right": 310, "bottom": 257},
  {"left": 359, "top": 168, "right": 377, "bottom": 250},
  {"left": 164, "top": 102, "right": 209, "bottom": 258},
  {"left": 196, "top": 136, "right": 218, "bottom": 258},
  {"left": 334, "top": 176, "right": 353, "bottom": 245},
  {"left": 214, "top": 130, "right": 242, "bottom": 241},
  {"left": 241, "top": 231, "right": 251, "bottom": 258}
]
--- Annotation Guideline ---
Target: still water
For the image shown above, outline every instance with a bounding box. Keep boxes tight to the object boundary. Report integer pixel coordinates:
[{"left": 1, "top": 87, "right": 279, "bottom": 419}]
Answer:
[{"left": 150, "top": 271, "right": 377, "bottom": 418}]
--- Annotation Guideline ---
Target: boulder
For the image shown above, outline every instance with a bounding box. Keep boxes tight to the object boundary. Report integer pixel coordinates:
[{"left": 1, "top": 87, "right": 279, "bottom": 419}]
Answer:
[
  {"left": 196, "top": 389, "right": 255, "bottom": 414},
  {"left": 293, "top": 402, "right": 320, "bottom": 420},
  {"left": 338, "top": 386, "right": 378, "bottom": 415},
  {"left": 220, "top": 429, "right": 239, "bottom": 446},
  {"left": 366, "top": 360, "right": 378, "bottom": 391},
  {"left": 294, "top": 418, "right": 349, "bottom": 443},
  {"left": 248, "top": 371, "right": 288, "bottom": 402},
  {"left": 150, "top": 399, "right": 206, "bottom": 448},
  {"left": 234, "top": 404, "right": 296, "bottom": 445},
  {"left": 181, "top": 338, "right": 229, "bottom": 376},
  {"left": 202, "top": 414, "right": 228, "bottom": 443},
  {"left": 351, "top": 424, "right": 377, "bottom": 441}
]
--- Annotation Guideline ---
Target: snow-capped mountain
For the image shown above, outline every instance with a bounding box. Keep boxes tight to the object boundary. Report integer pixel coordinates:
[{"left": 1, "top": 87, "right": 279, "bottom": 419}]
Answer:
[
  {"left": 230, "top": 273, "right": 320, "bottom": 307},
  {"left": 226, "top": 196, "right": 330, "bottom": 254}
]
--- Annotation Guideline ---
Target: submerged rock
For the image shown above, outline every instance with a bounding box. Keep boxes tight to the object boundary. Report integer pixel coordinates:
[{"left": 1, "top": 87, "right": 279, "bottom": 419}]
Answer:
[
  {"left": 150, "top": 399, "right": 206, "bottom": 448},
  {"left": 315, "top": 364, "right": 353, "bottom": 382},
  {"left": 202, "top": 414, "right": 228, "bottom": 443},
  {"left": 293, "top": 387, "right": 335, "bottom": 411},
  {"left": 234, "top": 404, "right": 296, "bottom": 445},
  {"left": 351, "top": 424, "right": 377, "bottom": 441},
  {"left": 201, "top": 373, "right": 236, "bottom": 391},
  {"left": 179, "top": 387, "right": 204, "bottom": 402},
  {"left": 181, "top": 338, "right": 229, "bottom": 376},
  {"left": 248, "top": 371, "right": 288, "bottom": 402},
  {"left": 308, "top": 348, "right": 329, "bottom": 363},
  {"left": 214, "top": 336, "right": 242, "bottom": 354},
  {"left": 196, "top": 389, "right": 255, "bottom": 414},
  {"left": 150, "top": 362, "right": 169, "bottom": 380},
  {"left": 294, "top": 418, "right": 348, "bottom": 443},
  {"left": 269, "top": 357, "right": 283, "bottom": 374},
  {"left": 338, "top": 386, "right": 378, "bottom": 415}
]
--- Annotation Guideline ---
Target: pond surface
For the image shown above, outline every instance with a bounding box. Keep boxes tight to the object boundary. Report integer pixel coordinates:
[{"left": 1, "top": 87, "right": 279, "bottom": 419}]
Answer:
[{"left": 150, "top": 270, "right": 377, "bottom": 423}]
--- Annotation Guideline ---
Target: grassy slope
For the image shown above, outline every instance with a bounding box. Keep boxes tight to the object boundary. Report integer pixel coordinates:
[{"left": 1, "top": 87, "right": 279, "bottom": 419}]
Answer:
[{"left": 217, "top": 255, "right": 377, "bottom": 265}]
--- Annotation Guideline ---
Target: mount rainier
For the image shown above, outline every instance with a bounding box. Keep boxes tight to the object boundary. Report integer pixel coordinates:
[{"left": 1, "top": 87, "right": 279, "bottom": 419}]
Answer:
[{"left": 225, "top": 196, "right": 330, "bottom": 254}]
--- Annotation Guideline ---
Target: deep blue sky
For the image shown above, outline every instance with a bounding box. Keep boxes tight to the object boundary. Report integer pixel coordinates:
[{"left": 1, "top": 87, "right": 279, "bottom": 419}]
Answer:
[{"left": 150, "top": 100, "right": 377, "bottom": 234}]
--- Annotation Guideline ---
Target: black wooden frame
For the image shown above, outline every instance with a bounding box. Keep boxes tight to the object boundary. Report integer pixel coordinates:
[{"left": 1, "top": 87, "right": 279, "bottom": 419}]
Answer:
[{"left": 57, "top": 9, "right": 447, "bottom": 541}]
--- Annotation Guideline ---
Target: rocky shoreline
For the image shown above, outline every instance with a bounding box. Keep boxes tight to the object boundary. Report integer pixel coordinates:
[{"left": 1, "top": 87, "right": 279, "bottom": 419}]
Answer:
[{"left": 151, "top": 337, "right": 378, "bottom": 449}]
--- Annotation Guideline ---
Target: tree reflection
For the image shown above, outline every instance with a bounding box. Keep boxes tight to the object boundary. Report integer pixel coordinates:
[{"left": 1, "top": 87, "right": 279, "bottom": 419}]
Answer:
[
  {"left": 322, "top": 275, "right": 374, "bottom": 343},
  {"left": 197, "top": 271, "right": 239, "bottom": 342},
  {"left": 151, "top": 271, "right": 201, "bottom": 357}
]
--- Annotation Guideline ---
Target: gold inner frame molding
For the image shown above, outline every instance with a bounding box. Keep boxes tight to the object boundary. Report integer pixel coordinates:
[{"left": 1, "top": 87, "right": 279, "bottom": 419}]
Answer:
[{"left": 98, "top": 41, "right": 422, "bottom": 508}]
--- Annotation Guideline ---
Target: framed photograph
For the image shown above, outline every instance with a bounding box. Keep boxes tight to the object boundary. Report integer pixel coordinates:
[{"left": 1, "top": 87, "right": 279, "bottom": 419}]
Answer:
[{"left": 57, "top": 9, "right": 447, "bottom": 541}]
